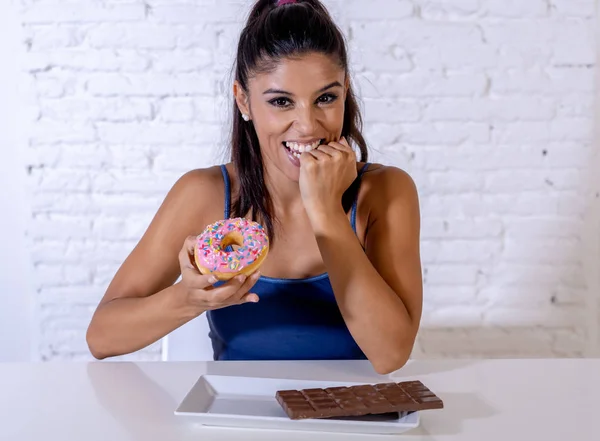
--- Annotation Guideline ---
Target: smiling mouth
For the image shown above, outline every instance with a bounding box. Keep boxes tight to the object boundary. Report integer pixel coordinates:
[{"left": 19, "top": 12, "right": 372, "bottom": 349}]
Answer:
[{"left": 282, "top": 139, "right": 326, "bottom": 158}]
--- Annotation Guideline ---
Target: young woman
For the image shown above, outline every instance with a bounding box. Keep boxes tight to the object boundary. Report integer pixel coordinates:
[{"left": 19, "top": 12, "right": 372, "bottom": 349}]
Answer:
[{"left": 86, "top": 0, "right": 423, "bottom": 375}]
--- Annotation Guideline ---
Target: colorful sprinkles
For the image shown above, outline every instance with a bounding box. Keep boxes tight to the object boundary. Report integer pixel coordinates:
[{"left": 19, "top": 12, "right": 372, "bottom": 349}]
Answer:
[{"left": 195, "top": 218, "right": 269, "bottom": 273}]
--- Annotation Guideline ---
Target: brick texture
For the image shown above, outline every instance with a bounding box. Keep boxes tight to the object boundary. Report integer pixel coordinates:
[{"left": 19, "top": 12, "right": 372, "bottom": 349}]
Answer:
[{"left": 16, "top": 0, "right": 600, "bottom": 361}]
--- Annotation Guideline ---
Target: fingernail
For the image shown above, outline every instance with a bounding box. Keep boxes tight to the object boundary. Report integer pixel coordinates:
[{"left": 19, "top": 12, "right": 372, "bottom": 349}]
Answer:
[
  {"left": 238, "top": 275, "right": 247, "bottom": 282},
  {"left": 209, "top": 276, "right": 217, "bottom": 284}
]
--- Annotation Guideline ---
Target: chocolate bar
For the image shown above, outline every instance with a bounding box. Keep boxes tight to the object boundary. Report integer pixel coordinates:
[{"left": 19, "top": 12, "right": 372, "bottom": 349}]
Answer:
[{"left": 276, "top": 380, "right": 443, "bottom": 420}]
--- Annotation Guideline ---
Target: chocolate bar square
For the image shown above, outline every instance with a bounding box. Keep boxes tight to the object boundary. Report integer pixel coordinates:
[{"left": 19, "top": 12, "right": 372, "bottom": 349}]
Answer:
[{"left": 276, "top": 380, "right": 443, "bottom": 420}]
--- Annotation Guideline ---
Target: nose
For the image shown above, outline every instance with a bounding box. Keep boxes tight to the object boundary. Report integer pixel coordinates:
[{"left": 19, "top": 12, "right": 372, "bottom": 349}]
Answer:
[{"left": 293, "top": 105, "right": 318, "bottom": 134}]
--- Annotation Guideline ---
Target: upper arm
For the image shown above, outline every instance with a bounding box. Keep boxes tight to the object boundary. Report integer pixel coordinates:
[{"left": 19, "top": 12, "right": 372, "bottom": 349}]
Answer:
[
  {"left": 98, "top": 168, "right": 220, "bottom": 305},
  {"left": 364, "top": 166, "right": 423, "bottom": 330}
]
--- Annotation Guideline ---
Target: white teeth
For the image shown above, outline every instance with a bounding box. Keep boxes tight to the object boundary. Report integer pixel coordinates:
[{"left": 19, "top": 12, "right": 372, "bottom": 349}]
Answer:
[{"left": 285, "top": 140, "right": 322, "bottom": 153}]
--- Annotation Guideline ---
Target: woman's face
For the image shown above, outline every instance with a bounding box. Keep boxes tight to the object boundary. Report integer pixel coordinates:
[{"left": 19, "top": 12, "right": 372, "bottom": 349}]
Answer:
[{"left": 235, "top": 52, "right": 347, "bottom": 182}]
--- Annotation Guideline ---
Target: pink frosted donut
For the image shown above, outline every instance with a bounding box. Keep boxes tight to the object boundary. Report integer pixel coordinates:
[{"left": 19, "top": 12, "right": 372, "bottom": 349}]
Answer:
[{"left": 194, "top": 217, "right": 269, "bottom": 280}]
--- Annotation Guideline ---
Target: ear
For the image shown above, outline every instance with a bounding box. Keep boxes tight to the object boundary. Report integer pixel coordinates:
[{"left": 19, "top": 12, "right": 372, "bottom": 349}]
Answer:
[{"left": 233, "top": 81, "right": 251, "bottom": 118}]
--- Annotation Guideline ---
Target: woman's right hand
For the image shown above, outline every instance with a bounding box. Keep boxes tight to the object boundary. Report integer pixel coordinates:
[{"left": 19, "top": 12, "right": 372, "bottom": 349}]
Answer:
[{"left": 177, "top": 236, "right": 261, "bottom": 311}]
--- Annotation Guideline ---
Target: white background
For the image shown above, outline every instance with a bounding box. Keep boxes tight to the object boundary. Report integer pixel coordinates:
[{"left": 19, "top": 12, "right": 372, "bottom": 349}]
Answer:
[
  {"left": 0, "top": 0, "right": 34, "bottom": 361},
  {"left": 1, "top": 0, "right": 599, "bottom": 361}
]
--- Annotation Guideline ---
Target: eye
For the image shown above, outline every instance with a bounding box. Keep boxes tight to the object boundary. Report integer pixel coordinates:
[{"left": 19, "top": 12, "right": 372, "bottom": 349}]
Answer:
[
  {"left": 269, "top": 97, "right": 292, "bottom": 108},
  {"left": 317, "top": 93, "right": 338, "bottom": 104}
]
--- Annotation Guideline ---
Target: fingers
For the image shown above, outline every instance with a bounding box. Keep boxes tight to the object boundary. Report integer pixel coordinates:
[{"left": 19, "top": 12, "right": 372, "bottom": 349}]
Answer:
[
  {"left": 308, "top": 145, "right": 352, "bottom": 166},
  {"left": 305, "top": 148, "right": 331, "bottom": 161},
  {"left": 210, "top": 271, "right": 261, "bottom": 304},
  {"left": 180, "top": 235, "right": 261, "bottom": 307},
  {"left": 179, "top": 236, "right": 200, "bottom": 282},
  {"left": 179, "top": 235, "right": 218, "bottom": 289},
  {"left": 335, "top": 136, "right": 353, "bottom": 151},
  {"left": 324, "top": 137, "right": 353, "bottom": 154},
  {"left": 238, "top": 292, "right": 260, "bottom": 304},
  {"left": 237, "top": 271, "right": 261, "bottom": 296},
  {"left": 312, "top": 144, "right": 336, "bottom": 155},
  {"left": 299, "top": 150, "right": 317, "bottom": 166},
  {"left": 178, "top": 235, "right": 198, "bottom": 270},
  {"left": 306, "top": 137, "right": 352, "bottom": 160},
  {"left": 314, "top": 144, "right": 342, "bottom": 158}
]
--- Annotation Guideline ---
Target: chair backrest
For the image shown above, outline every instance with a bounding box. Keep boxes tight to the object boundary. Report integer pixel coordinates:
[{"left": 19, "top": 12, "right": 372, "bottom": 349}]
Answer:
[
  {"left": 162, "top": 277, "right": 214, "bottom": 361},
  {"left": 163, "top": 313, "right": 214, "bottom": 361}
]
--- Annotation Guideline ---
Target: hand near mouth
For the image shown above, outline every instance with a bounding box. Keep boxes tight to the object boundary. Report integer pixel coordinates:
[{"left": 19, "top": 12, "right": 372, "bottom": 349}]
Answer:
[{"left": 298, "top": 136, "right": 358, "bottom": 227}]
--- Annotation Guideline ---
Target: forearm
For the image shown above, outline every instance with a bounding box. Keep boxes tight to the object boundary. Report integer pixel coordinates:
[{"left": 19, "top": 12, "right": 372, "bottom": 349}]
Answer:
[
  {"left": 312, "top": 210, "right": 415, "bottom": 374},
  {"left": 86, "top": 282, "right": 204, "bottom": 360}
]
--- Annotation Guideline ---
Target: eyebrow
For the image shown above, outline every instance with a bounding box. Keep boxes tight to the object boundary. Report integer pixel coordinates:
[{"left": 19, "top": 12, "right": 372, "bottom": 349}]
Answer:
[{"left": 263, "top": 81, "right": 343, "bottom": 95}]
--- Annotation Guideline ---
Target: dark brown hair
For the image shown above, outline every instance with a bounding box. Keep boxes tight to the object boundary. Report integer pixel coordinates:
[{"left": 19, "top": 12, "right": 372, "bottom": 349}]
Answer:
[{"left": 228, "top": 0, "right": 368, "bottom": 242}]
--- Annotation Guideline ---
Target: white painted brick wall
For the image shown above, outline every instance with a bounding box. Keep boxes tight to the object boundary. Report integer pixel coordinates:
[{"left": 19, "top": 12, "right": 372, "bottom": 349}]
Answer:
[{"left": 14, "top": 0, "right": 600, "bottom": 361}]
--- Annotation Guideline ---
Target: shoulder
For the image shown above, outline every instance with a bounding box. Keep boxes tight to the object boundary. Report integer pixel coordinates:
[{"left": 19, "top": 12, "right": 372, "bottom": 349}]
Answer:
[
  {"left": 359, "top": 162, "right": 419, "bottom": 206},
  {"left": 157, "top": 164, "right": 229, "bottom": 232},
  {"left": 357, "top": 163, "right": 420, "bottom": 251},
  {"left": 349, "top": 162, "right": 420, "bottom": 243},
  {"left": 168, "top": 165, "right": 226, "bottom": 199},
  {"left": 356, "top": 162, "right": 420, "bottom": 234}
]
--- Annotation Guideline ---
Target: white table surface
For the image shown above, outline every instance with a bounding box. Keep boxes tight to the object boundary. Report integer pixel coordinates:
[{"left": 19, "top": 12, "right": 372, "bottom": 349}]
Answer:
[{"left": 0, "top": 358, "right": 598, "bottom": 440}]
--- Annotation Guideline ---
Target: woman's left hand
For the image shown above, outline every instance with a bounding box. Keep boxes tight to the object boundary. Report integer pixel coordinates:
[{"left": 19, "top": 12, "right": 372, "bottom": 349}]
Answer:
[{"left": 299, "top": 137, "right": 357, "bottom": 223}]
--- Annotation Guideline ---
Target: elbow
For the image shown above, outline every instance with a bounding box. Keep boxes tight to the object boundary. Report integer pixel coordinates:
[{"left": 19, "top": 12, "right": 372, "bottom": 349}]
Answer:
[
  {"left": 371, "top": 353, "right": 410, "bottom": 376},
  {"left": 86, "top": 301, "right": 121, "bottom": 360},
  {"left": 370, "top": 343, "right": 413, "bottom": 375},
  {"left": 86, "top": 324, "right": 110, "bottom": 360}
]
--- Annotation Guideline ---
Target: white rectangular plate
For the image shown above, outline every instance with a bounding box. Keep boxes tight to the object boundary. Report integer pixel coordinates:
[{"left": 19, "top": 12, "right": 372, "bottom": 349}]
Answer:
[{"left": 175, "top": 375, "right": 420, "bottom": 434}]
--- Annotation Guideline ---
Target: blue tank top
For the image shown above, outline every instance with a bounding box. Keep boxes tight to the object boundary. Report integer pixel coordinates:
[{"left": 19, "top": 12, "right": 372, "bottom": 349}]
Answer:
[{"left": 206, "top": 163, "right": 371, "bottom": 361}]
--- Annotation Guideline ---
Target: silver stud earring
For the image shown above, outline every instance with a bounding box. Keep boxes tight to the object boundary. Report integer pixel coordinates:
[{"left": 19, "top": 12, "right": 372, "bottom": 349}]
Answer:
[{"left": 242, "top": 113, "right": 250, "bottom": 121}]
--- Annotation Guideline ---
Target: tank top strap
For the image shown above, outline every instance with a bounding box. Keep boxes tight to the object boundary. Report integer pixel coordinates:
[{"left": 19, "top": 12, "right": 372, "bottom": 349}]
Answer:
[
  {"left": 351, "top": 163, "right": 371, "bottom": 234},
  {"left": 220, "top": 164, "right": 231, "bottom": 219}
]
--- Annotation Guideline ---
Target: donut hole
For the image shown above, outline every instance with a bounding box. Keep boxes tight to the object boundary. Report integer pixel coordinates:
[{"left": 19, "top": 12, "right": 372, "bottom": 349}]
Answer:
[{"left": 220, "top": 232, "right": 244, "bottom": 252}]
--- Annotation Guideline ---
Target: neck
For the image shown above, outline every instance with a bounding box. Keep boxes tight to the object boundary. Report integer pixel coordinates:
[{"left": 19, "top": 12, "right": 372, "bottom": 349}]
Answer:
[{"left": 262, "top": 161, "right": 305, "bottom": 217}]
